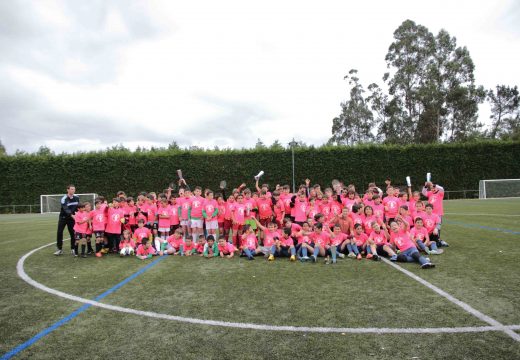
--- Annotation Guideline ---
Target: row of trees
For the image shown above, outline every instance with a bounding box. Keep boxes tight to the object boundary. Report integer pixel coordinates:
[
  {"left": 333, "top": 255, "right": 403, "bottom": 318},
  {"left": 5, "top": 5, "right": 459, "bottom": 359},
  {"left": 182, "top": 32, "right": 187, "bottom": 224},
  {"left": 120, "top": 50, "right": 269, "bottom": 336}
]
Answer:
[{"left": 329, "top": 20, "right": 520, "bottom": 145}]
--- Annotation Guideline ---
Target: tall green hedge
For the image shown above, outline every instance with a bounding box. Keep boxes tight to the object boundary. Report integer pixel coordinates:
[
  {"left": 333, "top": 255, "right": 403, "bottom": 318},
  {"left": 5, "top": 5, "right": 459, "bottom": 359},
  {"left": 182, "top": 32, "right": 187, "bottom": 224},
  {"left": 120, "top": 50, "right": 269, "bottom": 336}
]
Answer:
[{"left": 1, "top": 141, "right": 519, "bottom": 204}]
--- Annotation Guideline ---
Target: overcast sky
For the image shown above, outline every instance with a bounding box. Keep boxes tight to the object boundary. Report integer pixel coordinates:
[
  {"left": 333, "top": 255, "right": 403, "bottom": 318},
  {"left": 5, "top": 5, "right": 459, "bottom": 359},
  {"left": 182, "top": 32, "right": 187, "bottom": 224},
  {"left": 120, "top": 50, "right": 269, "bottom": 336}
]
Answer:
[{"left": 1, "top": 0, "right": 519, "bottom": 154}]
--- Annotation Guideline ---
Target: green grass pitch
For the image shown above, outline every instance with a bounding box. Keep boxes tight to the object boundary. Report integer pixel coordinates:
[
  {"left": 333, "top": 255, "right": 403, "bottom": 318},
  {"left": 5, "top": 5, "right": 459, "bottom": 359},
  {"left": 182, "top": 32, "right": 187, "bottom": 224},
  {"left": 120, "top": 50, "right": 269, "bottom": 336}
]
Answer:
[{"left": 1, "top": 199, "right": 519, "bottom": 359}]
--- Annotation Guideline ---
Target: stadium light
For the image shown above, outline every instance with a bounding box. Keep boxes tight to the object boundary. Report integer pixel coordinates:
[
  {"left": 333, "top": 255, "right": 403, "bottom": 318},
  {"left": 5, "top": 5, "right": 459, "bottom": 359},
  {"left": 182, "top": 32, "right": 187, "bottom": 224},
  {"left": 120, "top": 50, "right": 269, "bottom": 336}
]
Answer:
[{"left": 289, "top": 138, "right": 298, "bottom": 193}]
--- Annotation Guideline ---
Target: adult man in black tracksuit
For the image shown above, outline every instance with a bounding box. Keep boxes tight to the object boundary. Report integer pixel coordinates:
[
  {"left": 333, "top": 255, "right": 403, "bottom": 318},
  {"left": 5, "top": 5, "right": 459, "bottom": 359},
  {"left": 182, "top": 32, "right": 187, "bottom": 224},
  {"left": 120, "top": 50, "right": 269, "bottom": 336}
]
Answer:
[{"left": 54, "top": 185, "right": 80, "bottom": 255}]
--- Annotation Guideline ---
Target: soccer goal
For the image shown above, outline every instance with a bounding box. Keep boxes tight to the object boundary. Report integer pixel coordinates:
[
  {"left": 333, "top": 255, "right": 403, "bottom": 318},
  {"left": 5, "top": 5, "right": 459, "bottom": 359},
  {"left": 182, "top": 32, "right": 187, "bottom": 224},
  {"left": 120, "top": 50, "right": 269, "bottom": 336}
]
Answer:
[
  {"left": 40, "top": 193, "right": 98, "bottom": 214},
  {"left": 478, "top": 179, "right": 520, "bottom": 199}
]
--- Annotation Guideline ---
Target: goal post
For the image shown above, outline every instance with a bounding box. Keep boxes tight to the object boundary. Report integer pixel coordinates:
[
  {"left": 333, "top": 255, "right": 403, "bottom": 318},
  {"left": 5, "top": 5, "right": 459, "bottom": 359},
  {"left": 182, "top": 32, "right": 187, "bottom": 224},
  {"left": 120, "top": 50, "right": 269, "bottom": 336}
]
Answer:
[
  {"left": 479, "top": 179, "right": 520, "bottom": 199},
  {"left": 40, "top": 193, "right": 98, "bottom": 214}
]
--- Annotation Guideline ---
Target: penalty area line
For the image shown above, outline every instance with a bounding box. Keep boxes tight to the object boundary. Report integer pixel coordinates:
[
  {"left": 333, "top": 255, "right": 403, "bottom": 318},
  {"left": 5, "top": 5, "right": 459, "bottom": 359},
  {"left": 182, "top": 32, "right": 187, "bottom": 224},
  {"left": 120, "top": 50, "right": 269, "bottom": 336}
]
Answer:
[{"left": 381, "top": 258, "right": 520, "bottom": 342}]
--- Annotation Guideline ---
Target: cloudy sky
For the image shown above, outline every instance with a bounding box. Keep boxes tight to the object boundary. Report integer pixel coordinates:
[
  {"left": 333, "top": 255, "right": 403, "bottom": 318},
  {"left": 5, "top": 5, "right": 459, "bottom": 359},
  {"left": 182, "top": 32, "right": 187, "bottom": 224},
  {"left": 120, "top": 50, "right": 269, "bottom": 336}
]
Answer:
[{"left": 1, "top": 0, "right": 519, "bottom": 154}]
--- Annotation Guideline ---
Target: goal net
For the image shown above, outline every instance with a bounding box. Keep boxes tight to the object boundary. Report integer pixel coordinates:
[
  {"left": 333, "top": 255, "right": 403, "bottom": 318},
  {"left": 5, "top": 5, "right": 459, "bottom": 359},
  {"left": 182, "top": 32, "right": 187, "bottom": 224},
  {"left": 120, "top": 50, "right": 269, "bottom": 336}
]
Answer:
[
  {"left": 479, "top": 179, "right": 520, "bottom": 199},
  {"left": 40, "top": 193, "right": 98, "bottom": 214}
]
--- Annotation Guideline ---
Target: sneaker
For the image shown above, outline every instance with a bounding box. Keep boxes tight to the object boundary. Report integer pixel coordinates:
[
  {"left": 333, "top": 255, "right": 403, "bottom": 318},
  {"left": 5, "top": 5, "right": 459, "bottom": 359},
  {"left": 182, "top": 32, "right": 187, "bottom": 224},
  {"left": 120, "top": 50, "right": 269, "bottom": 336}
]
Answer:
[
  {"left": 372, "top": 254, "right": 380, "bottom": 261},
  {"left": 324, "top": 256, "right": 330, "bottom": 265},
  {"left": 440, "top": 240, "right": 449, "bottom": 247},
  {"left": 81, "top": 253, "right": 87, "bottom": 258},
  {"left": 425, "top": 257, "right": 431, "bottom": 263},
  {"left": 366, "top": 253, "right": 373, "bottom": 260},
  {"left": 347, "top": 253, "right": 356, "bottom": 258},
  {"left": 429, "top": 250, "right": 439, "bottom": 255},
  {"left": 338, "top": 253, "right": 345, "bottom": 259},
  {"left": 268, "top": 254, "right": 275, "bottom": 261},
  {"left": 95, "top": 252, "right": 102, "bottom": 258},
  {"left": 421, "top": 262, "right": 436, "bottom": 269},
  {"left": 390, "top": 255, "right": 397, "bottom": 261},
  {"left": 53, "top": 249, "right": 63, "bottom": 256},
  {"left": 100, "top": 248, "right": 109, "bottom": 254},
  {"left": 424, "top": 248, "right": 431, "bottom": 255},
  {"left": 290, "top": 255, "right": 296, "bottom": 262},
  {"left": 70, "top": 249, "right": 76, "bottom": 255},
  {"left": 87, "top": 250, "right": 93, "bottom": 255},
  {"left": 356, "top": 254, "right": 362, "bottom": 260},
  {"left": 311, "top": 255, "right": 317, "bottom": 263}
]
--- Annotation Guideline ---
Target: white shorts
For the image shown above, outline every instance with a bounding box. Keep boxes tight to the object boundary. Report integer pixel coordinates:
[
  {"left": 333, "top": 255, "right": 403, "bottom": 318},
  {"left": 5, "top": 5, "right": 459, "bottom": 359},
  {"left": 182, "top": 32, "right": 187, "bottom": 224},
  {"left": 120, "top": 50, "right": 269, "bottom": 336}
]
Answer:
[
  {"left": 120, "top": 247, "right": 134, "bottom": 256},
  {"left": 190, "top": 219, "right": 203, "bottom": 228},
  {"left": 158, "top": 227, "right": 170, "bottom": 233},
  {"left": 260, "top": 246, "right": 272, "bottom": 255},
  {"left": 205, "top": 220, "right": 218, "bottom": 230},
  {"left": 180, "top": 220, "right": 190, "bottom": 227}
]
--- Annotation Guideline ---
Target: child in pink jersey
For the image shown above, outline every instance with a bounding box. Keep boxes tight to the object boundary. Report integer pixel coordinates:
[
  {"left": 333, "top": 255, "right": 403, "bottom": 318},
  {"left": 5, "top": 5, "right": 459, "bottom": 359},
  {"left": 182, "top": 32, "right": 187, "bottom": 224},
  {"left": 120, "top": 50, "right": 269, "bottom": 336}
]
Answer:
[
  {"left": 218, "top": 236, "right": 238, "bottom": 258},
  {"left": 119, "top": 230, "right": 136, "bottom": 256},
  {"left": 347, "top": 223, "right": 369, "bottom": 260},
  {"left": 157, "top": 195, "right": 171, "bottom": 240},
  {"left": 165, "top": 228, "right": 184, "bottom": 255},
  {"left": 203, "top": 190, "right": 219, "bottom": 239},
  {"left": 91, "top": 199, "right": 108, "bottom": 257},
  {"left": 189, "top": 187, "right": 205, "bottom": 244},
  {"left": 195, "top": 235, "right": 206, "bottom": 256},
  {"left": 133, "top": 219, "right": 153, "bottom": 245},
  {"left": 253, "top": 218, "right": 280, "bottom": 261},
  {"left": 292, "top": 192, "right": 309, "bottom": 225},
  {"left": 240, "top": 225, "right": 260, "bottom": 260},
  {"left": 327, "top": 223, "right": 349, "bottom": 263},
  {"left": 168, "top": 195, "right": 180, "bottom": 235},
  {"left": 410, "top": 217, "right": 442, "bottom": 255},
  {"left": 363, "top": 205, "right": 382, "bottom": 236},
  {"left": 422, "top": 182, "right": 448, "bottom": 247},
  {"left": 182, "top": 236, "right": 197, "bottom": 256},
  {"left": 272, "top": 191, "right": 285, "bottom": 228},
  {"left": 423, "top": 203, "right": 446, "bottom": 249},
  {"left": 223, "top": 195, "right": 236, "bottom": 240},
  {"left": 389, "top": 220, "right": 434, "bottom": 269},
  {"left": 294, "top": 221, "right": 313, "bottom": 261},
  {"left": 136, "top": 238, "right": 156, "bottom": 260},
  {"left": 72, "top": 203, "right": 89, "bottom": 258},
  {"left": 382, "top": 187, "right": 400, "bottom": 223},
  {"left": 273, "top": 228, "right": 297, "bottom": 261},
  {"left": 256, "top": 190, "right": 274, "bottom": 228},
  {"left": 232, "top": 194, "right": 249, "bottom": 248},
  {"left": 83, "top": 202, "right": 94, "bottom": 254},
  {"left": 369, "top": 222, "right": 396, "bottom": 259},
  {"left": 371, "top": 194, "right": 385, "bottom": 221},
  {"left": 308, "top": 222, "right": 332, "bottom": 263},
  {"left": 216, "top": 193, "right": 227, "bottom": 240}
]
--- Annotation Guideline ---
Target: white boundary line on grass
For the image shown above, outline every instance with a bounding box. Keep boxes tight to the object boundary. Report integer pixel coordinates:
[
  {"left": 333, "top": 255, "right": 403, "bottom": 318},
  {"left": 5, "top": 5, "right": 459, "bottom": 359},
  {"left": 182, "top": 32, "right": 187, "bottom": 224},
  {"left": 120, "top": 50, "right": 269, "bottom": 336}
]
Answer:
[
  {"left": 381, "top": 258, "right": 520, "bottom": 342},
  {"left": 17, "top": 242, "right": 520, "bottom": 336}
]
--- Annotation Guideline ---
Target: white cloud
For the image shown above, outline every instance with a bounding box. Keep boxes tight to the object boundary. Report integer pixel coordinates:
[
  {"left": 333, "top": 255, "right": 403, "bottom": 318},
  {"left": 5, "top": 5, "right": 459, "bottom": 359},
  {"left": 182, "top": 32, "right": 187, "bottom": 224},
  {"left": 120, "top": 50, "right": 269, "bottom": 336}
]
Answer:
[{"left": 1, "top": 0, "right": 519, "bottom": 153}]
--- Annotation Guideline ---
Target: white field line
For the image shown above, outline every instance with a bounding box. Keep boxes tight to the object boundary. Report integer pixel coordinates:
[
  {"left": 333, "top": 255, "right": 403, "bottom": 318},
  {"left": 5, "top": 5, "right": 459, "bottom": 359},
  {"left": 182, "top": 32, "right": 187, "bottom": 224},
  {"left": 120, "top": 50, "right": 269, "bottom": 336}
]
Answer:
[
  {"left": 381, "top": 258, "right": 520, "bottom": 342},
  {"left": 17, "top": 242, "right": 520, "bottom": 335},
  {"left": 445, "top": 213, "right": 520, "bottom": 217}
]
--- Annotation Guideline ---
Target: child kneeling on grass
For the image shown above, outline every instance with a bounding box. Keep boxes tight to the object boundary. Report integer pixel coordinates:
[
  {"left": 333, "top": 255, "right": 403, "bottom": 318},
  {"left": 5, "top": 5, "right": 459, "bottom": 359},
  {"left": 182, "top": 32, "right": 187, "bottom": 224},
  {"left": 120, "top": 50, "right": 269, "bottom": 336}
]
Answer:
[
  {"left": 119, "top": 230, "right": 135, "bottom": 256},
  {"left": 136, "top": 238, "right": 157, "bottom": 260}
]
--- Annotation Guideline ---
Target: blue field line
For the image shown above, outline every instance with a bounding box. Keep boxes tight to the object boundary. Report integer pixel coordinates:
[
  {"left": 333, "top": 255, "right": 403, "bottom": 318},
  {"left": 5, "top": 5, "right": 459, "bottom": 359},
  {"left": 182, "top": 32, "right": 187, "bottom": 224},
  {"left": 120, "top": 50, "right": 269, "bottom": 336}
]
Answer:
[
  {"left": 1, "top": 256, "right": 167, "bottom": 360},
  {"left": 444, "top": 219, "right": 520, "bottom": 235}
]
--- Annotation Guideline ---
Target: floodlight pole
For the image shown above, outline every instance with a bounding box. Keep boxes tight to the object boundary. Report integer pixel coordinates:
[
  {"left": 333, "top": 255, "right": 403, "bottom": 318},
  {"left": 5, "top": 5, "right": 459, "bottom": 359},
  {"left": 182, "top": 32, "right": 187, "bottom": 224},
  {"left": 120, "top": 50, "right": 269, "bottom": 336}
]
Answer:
[{"left": 289, "top": 138, "right": 297, "bottom": 193}]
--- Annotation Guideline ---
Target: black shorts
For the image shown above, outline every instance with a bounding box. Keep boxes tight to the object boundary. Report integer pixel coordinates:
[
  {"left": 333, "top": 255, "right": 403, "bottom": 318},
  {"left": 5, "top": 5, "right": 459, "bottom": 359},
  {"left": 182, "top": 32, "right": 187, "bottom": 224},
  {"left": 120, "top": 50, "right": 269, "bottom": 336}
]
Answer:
[
  {"left": 376, "top": 244, "right": 388, "bottom": 256},
  {"left": 74, "top": 232, "right": 86, "bottom": 240},
  {"left": 94, "top": 231, "right": 105, "bottom": 238}
]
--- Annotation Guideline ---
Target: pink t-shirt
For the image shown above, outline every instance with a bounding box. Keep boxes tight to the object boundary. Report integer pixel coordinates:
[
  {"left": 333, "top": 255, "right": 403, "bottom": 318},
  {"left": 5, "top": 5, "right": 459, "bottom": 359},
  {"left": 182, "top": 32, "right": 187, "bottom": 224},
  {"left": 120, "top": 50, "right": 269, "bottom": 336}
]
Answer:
[
  {"left": 217, "top": 202, "right": 226, "bottom": 223},
  {"left": 242, "top": 233, "right": 258, "bottom": 250},
  {"left": 281, "top": 194, "right": 292, "bottom": 214},
  {"left": 307, "top": 204, "right": 320, "bottom": 222},
  {"left": 73, "top": 211, "right": 89, "bottom": 233},
  {"left": 320, "top": 203, "right": 331, "bottom": 219},
  {"left": 281, "top": 235, "right": 294, "bottom": 247},
  {"left": 90, "top": 209, "right": 107, "bottom": 232},
  {"left": 169, "top": 204, "right": 180, "bottom": 226},
  {"left": 167, "top": 235, "right": 183, "bottom": 249},
  {"left": 423, "top": 213, "right": 440, "bottom": 234},
  {"left": 256, "top": 198, "right": 273, "bottom": 219},
  {"left": 363, "top": 215, "right": 379, "bottom": 235},
  {"left": 426, "top": 191, "right": 444, "bottom": 216},
  {"left": 244, "top": 198, "right": 257, "bottom": 219},
  {"left": 293, "top": 200, "right": 309, "bottom": 222},
  {"left": 126, "top": 205, "right": 137, "bottom": 226},
  {"left": 383, "top": 196, "right": 400, "bottom": 218},
  {"left": 329, "top": 201, "right": 343, "bottom": 218},
  {"left": 353, "top": 233, "right": 368, "bottom": 247},
  {"left": 263, "top": 230, "right": 281, "bottom": 247},
  {"left": 274, "top": 199, "right": 285, "bottom": 221},
  {"left": 310, "top": 231, "right": 331, "bottom": 248},
  {"left": 145, "top": 203, "right": 157, "bottom": 223},
  {"left": 331, "top": 232, "right": 348, "bottom": 246},
  {"left": 224, "top": 201, "right": 236, "bottom": 220},
  {"left": 106, "top": 207, "right": 125, "bottom": 234},
  {"left": 233, "top": 204, "right": 247, "bottom": 225},
  {"left": 189, "top": 196, "right": 204, "bottom": 219},
  {"left": 133, "top": 227, "right": 152, "bottom": 244},
  {"left": 349, "top": 212, "right": 365, "bottom": 227},
  {"left": 183, "top": 241, "right": 195, "bottom": 253},
  {"left": 119, "top": 239, "right": 135, "bottom": 250},
  {"left": 390, "top": 230, "right": 414, "bottom": 252},
  {"left": 369, "top": 230, "right": 387, "bottom": 246},
  {"left": 410, "top": 227, "right": 429, "bottom": 242},
  {"left": 218, "top": 242, "right": 236, "bottom": 254},
  {"left": 136, "top": 244, "right": 156, "bottom": 256},
  {"left": 372, "top": 203, "right": 385, "bottom": 220},
  {"left": 179, "top": 197, "right": 191, "bottom": 220},
  {"left": 157, "top": 205, "right": 171, "bottom": 228},
  {"left": 203, "top": 199, "right": 218, "bottom": 221},
  {"left": 343, "top": 198, "right": 357, "bottom": 212}
]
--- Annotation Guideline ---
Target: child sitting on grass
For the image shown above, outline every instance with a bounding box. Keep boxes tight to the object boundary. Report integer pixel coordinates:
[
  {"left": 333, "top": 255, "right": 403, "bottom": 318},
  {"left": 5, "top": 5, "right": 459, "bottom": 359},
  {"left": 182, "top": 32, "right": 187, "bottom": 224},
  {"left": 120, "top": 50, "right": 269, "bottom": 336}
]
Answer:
[{"left": 136, "top": 238, "right": 156, "bottom": 260}]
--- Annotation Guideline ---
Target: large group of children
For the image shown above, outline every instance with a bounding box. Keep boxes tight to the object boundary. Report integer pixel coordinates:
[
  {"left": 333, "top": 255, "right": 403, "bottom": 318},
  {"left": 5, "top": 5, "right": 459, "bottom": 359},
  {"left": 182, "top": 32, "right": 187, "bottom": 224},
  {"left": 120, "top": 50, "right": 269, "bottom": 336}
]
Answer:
[{"left": 67, "top": 176, "right": 448, "bottom": 269}]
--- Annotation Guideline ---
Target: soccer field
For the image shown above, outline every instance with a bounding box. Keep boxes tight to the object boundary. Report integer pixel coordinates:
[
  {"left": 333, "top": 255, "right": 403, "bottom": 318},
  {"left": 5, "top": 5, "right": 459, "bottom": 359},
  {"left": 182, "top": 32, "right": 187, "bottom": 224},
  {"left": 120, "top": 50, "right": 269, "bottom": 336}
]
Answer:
[{"left": 1, "top": 199, "right": 519, "bottom": 359}]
